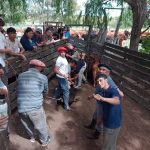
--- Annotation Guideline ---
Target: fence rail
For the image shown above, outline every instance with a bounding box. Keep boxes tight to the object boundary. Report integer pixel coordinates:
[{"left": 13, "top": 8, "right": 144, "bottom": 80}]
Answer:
[
  {"left": 7, "top": 40, "right": 67, "bottom": 111},
  {"left": 70, "top": 37, "right": 150, "bottom": 110}
]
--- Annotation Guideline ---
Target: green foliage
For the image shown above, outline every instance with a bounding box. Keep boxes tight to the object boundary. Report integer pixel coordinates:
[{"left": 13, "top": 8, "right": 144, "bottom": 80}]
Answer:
[
  {"left": 0, "top": 0, "right": 27, "bottom": 24},
  {"left": 140, "top": 36, "right": 150, "bottom": 54},
  {"left": 121, "top": 6, "right": 132, "bottom": 28},
  {"left": 52, "top": 0, "right": 78, "bottom": 24}
]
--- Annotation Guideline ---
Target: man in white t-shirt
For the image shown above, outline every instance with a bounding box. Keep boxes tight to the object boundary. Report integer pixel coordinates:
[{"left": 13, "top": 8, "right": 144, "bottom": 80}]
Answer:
[
  {"left": 0, "top": 18, "right": 26, "bottom": 71},
  {"left": 54, "top": 46, "right": 70, "bottom": 110},
  {"left": 5, "top": 27, "right": 25, "bottom": 54}
]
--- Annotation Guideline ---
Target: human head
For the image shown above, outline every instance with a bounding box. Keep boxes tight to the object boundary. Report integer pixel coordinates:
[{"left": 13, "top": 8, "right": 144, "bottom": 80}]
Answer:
[
  {"left": 45, "top": 28, "right": 52, "bottom": 37},
  {"left": 98, "top": 64, "right": 112, "bottom": 76},
  {"left": 7, "top": 27, "right": 17, "bottom": 41},
  {"left": 69, "top": 60, "right": 77, "bottom": 68},
  {"left": 0, "top": 18, "right": 5, "bottom": 31},
  {"left": 35, "top": 28, "right": 42, "bottom": 37},
  {"left": 97, "top": 73, "right": 108, "bottom": 89},
  {"left": 29, "top": 59, "right": 46, "bottom": 72},
  {"left": 57, "top": 46, "right": 67, "bottom": 58},
  {"left": 0, "top": 63, "right": 4, "bottom": 76},
  {"left": 24, "top": 27, "right": 34, "bottom": 39},
  {"left": 80, "top": 52, "right": 86, "bottom": 59}
]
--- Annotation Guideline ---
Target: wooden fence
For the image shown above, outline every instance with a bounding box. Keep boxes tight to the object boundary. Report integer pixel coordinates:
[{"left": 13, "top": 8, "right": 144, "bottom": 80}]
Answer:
[
  {"left": 7, "top": 40, "right": 67, "bottom": 111},
  {"left": 70, "top": 37, "right": 150, "bottom": 110}
]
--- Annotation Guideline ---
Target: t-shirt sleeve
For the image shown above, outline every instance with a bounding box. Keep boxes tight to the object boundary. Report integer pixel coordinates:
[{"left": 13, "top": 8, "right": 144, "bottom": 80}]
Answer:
[
  {"left": 108, "top": 76, "right": 118, "bottom": 89},
  {"left": 18, "top": 40, "right": 23, "bottom": 49},
  {"left": 55, "top": 58, "right": 62, "bottom": 67},
  {"left": 110, "top": 88, "right": 120, "bottom": 99}
]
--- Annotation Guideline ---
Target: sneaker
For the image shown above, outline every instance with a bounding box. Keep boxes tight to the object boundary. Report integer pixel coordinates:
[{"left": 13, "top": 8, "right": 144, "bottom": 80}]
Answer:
[
  {"left": 41, "top": 136, "right": 51, "bottom": 147},
  {"left": 30, "top": 137, "right": 36, "bottom": 143},
  {"left": 65, "top": 106, "right": 71, "bottom": 111},
  {"left": 74, "top": 86, "right": 81, "bottom": 89}
]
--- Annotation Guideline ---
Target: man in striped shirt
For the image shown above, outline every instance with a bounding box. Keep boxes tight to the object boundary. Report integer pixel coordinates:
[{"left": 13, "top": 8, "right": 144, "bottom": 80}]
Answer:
[{"left": 17, "top": 59, "right": 51, "bottom": 147}]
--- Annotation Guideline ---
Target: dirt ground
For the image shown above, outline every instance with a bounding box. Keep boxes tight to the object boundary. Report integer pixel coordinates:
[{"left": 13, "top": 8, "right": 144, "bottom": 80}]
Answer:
[{"left": 9, "top": 79, "right": 150, "bottom": 150}]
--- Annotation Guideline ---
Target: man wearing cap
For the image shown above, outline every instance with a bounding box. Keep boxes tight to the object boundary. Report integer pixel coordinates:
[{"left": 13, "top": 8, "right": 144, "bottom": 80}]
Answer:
[
  {"left": 86, "top": 64, "right": 124, "bottom": 139},
  {"left": 93, "top": 73, "right": 122, "bottom": 150},
  {"left": 54, "top": 46, "right": 70, "bottom": 110},
  {"left": 17, "top": 59, "right": 51, "bottom": 147}
]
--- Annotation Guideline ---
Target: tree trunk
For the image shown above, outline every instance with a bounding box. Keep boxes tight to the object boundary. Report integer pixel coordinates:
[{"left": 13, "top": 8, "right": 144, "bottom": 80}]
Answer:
[
  {"left": 98, "top": 8, "right": 108, "bottom": 45},
  {"left": 113, "top": 8, "right": 124, "bottom": 44},
  {"left": 125, "top": 0, "right": 147, "bottom": 51}
]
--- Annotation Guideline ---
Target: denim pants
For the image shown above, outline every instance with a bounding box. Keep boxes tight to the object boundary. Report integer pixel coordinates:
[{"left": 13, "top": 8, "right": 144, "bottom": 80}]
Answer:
[
  {"left": 19, "top": 106, "right": 49, "bottom": 142},
  {"left": 102, "top": 127, "right": 120, "bottom": 150},
  {"left": 76, "top": 67, "right": 86, "bottom": 87},
  {"left": 55, "top": 76, "right": 69, "bottom": 108}
]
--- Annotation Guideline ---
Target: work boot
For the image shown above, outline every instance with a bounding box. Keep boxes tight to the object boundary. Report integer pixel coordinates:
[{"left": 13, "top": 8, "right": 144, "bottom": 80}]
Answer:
[
  {"left": 87, "top": 130, "right": 100, "bottom": 139},
  {"left": 84, "top": 119, "right": 96, "bottom": 130}
]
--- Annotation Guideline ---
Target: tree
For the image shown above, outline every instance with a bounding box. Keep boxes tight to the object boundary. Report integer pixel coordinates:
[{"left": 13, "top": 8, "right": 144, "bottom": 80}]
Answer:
[
  {"left": 52, "top": 0, "right": 78, "bottom": 24},
  {"left": 124, "top": 0, "right": 148, "bottom": 51},
  {"left": 0, "top": 0, "right": 27, "bottom": 24}
]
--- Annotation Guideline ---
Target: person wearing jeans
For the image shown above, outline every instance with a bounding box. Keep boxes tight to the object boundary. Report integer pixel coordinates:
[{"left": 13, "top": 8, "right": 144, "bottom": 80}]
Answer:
[
  {"left": 54, "top": 46, "right": 70, "bottom": 110},
  {"left": 54, "top": 76, "right": 69, "bottom": 109},
  {"left": 74, "top": 52, "right": 87, "bottom": 89}
]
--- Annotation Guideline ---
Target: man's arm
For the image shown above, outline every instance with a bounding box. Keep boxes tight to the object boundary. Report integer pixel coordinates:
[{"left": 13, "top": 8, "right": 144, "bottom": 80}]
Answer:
[
  {"left": 54, "top": 66, "right": 68, "bottom": 78},
  {"left": 93, "top": 94, "right": 120, "bottom": 105},
  {"left": 0, "top": 116, "right": 8, "bottom": 128}
]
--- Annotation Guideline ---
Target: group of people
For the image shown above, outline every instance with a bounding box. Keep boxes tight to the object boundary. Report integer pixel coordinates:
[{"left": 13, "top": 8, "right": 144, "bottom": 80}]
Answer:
[{"left": 0, "top": 17, "right": 124, "bottom": 150}]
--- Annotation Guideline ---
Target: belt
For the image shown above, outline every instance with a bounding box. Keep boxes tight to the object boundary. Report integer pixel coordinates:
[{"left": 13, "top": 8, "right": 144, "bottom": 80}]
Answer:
[{"left": 0, "top": 99, "right": 6, "bottom": 105}]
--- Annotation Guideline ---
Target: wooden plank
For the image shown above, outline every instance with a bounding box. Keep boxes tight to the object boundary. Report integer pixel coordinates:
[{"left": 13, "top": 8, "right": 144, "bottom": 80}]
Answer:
[
  {"left": 105, "top": 42, "right": 125, "bottom": 53},
  {"left": 120, "top": 85, "right": 150, "bottom": 110},
  {"left": 121, "top": 76, "right": 150, "bottom": 101},
  {"left": 123, "top": 64, "right": 150, "bottom": 82},
  {"left": 124, "top": 60, "right": 150, "bottom": 75},
  {"left": 125, "top": 53, "right": 150, "bottom": 68},
  {"left": 104, "top": 46, "right": 125, "bottom": 57}
]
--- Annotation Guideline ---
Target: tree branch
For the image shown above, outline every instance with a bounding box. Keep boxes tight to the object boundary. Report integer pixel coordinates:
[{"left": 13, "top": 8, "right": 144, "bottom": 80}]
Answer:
[{"left": 141, "top": 25, "right": 150, "bottom": 34}]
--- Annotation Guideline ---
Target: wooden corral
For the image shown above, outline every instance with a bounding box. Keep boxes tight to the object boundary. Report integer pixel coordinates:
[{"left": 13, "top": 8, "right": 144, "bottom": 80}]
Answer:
[
  {"left": 70, "top": 37, "right": 150, "bottom": 110},
  {"left": 7, "top": 40, "right": 67, "bottom": 112}
]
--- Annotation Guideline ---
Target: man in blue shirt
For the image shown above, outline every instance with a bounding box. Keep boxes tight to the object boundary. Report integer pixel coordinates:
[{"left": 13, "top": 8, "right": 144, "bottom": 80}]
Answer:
[
  {"left": 86, "top": 64, "right": 123, "bottom": 139},
  {"left": 93, "top": 73, "right": 122, "bottom": 150}
]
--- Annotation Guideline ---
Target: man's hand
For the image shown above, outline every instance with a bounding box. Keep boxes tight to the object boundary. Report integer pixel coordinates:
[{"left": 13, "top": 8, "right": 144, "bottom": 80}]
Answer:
[
  {"left": 19, "top": 54, "right": 27, "bottom": 61},
  {"left": 93, "top": 94, "right": 104, "bottom": 101}
]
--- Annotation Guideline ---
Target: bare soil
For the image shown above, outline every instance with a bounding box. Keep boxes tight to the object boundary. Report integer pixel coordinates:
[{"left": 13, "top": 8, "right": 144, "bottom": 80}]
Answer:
[{"left": 9, "top": 79, "right": 150, "bottom": 150}]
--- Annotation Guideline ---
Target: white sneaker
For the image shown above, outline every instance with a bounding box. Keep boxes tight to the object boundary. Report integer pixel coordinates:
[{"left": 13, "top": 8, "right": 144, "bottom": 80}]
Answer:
[
  {"left": 41, "top": 136, "right": 51, "bottom": 147},
  {"left": 30, "top": 137, "right": 35, "bottom": 143}
]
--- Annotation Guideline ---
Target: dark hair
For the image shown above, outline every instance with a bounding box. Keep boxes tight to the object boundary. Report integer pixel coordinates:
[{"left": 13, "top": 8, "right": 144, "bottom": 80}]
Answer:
[
  {"left": 96, "top": 74, "right": 108, "bottom": 80},
  {"left": 0, "top": 18, "right": 5, "bottom": 26},
  {"left": 70, "top": 60, "right": 77, "bottom": 65},
  {"left": 24, "top": 27, "right": 33, "bottom": 35},
  {"left": 7, "top": 27, "right": 16, "bottom": 34},
  {"left": 0, "top": 63, "right": 3, "bottom": 69}
]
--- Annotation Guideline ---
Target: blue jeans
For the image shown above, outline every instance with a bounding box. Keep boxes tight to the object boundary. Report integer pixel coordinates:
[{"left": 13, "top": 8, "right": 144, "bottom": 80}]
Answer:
[
  {"left": 55, "top": 76, "right": 69, "bottom": 108},
  {"left": 19, "top": 106, "right": 49, "bottom": 142}
]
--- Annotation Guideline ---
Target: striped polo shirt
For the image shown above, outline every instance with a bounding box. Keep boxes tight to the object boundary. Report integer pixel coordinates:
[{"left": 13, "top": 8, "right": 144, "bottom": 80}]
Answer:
[{"left": 17, "top": 68, "right": 48, "bottom": 113}]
